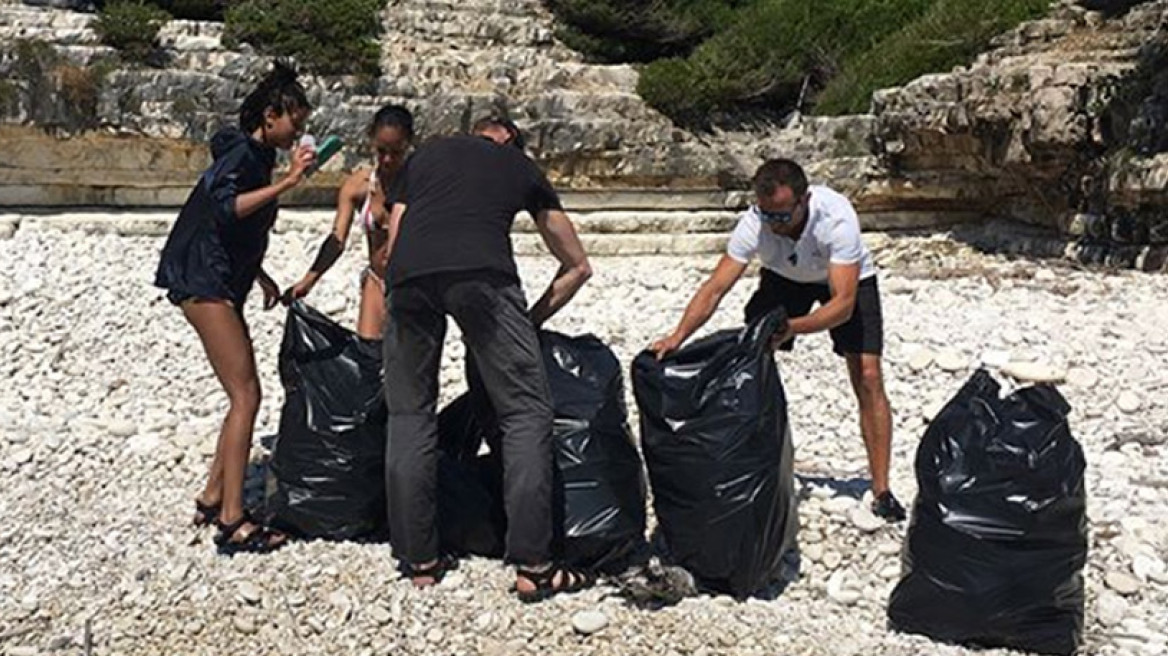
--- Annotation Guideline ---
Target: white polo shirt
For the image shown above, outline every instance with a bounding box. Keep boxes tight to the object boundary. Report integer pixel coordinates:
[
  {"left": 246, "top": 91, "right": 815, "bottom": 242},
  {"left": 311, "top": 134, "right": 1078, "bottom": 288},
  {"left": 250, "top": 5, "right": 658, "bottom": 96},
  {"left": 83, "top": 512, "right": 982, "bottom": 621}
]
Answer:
[{"left": 726, "top": 185, "right": 876, "bottom": 284}]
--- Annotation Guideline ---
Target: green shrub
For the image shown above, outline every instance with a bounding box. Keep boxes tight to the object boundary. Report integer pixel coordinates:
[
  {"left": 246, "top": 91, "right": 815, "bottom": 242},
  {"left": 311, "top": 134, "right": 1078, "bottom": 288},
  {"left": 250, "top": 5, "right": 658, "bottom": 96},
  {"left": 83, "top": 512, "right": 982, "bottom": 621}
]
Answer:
[
  {"left": 637, "top": 0, "right": 933, "bottom": 124},
  {"left": 814, "top": 0, "right": 1051, "bottom": 115},
  {"left": 152, "top": 0, "right": 227, "bottom": 21},
  {"left": 223, "top": 0, "right": 382, "bottom": 78},
  {"left": 93, "top": 0, "right": 171, "bottom": 63},
  {"left": 547, "top": 0, "right": 745, "bottom": 63}
]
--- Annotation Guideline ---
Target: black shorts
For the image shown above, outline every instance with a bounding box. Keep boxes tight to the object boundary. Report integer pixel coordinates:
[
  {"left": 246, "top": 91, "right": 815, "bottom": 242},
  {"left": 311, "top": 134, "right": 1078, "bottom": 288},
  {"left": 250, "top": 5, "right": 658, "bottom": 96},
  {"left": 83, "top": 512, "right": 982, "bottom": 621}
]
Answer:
[{"left": 744, "top": 268, "right": 883, "bottom": 356}]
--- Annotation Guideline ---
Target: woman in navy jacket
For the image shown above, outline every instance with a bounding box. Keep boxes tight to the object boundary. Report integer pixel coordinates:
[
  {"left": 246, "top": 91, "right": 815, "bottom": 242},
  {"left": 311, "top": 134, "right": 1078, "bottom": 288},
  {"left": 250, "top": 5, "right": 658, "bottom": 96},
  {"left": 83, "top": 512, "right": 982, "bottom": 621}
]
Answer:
[{"left": 155, "top": 62, "right": 314, "bottom": 555}]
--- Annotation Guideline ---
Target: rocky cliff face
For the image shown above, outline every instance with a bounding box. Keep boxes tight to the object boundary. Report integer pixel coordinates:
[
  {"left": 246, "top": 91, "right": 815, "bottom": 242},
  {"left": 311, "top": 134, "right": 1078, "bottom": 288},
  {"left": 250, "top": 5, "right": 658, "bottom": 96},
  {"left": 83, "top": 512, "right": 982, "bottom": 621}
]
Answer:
[
  {"left": 0, "top": 0, "right": 1166, "bottom": 263},
  {"left": 871, "top": 1, "right": 1168, "bottom": 249}
]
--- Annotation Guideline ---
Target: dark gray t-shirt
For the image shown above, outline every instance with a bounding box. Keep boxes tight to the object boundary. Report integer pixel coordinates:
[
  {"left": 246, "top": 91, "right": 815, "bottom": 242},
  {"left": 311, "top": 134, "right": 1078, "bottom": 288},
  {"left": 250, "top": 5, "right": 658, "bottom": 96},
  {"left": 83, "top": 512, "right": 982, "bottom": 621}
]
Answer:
[{"left": 386, "top": 135, "right": 563, "bottom": 287}]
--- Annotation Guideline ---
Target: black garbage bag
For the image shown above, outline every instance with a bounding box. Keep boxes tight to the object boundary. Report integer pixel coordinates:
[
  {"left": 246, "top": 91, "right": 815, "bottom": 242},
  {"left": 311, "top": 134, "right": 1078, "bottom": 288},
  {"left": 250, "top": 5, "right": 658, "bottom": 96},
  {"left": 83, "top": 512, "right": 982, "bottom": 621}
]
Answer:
[
  {"left": 631, "top": 309, "right": 798, "bottom": 598},
  {"left": 544, "top": 331, "right": 648, "bottom": 572},
  {"left": 435, "top": 394, "right": 507, "bottom": 558},
  {"left": 265, "top": 302, "right": 387, "bottom": 540},
  {"left": 436, "top": 332, "right": 649, "bottom": 572},
  {"left": 887, "top": 369, "right": 1088, "bottom": 656}
]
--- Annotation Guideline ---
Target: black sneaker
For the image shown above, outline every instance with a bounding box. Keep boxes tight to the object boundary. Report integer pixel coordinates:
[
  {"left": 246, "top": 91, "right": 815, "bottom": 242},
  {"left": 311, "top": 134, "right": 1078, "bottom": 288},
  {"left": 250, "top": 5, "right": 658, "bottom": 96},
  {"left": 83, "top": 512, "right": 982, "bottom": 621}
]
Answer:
[{"left": 871, "top": 491, "right": 907, "bottom": 522}]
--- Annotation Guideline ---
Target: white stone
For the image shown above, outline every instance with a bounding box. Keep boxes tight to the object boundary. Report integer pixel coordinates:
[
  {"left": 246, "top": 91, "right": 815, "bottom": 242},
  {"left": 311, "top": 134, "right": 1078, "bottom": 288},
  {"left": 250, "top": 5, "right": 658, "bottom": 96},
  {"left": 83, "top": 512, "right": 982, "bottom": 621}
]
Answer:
[
  {"left": 879, "top": 565, "right": 900, "bottom": 580},
  {"left": 571, "top": 610, "right": 609, "bottom": 635},
  {"left": 1096, "top": 590, "right": 1128, "bottom": 627},
  {"left": 802, "top": 543, "right": 824, "bottom": 563},
  {"left": 236, "top": 581, "right": 262, "bottom": 605},
  {"left": 822, "top": 551, "right": 843, "bottom": 570},
  {"left": 425, "top": 628, "right": 444, "bottom": 643},
  {"left": 908, "top": 349, "right": 934, "bottom": 372},
  {"left": 1000, "top": 361, "right": 1066, "bottom": 384},
  {"left": 126, "top": 433, "right": 160, "bottom": 456},
  {"left": 108, "top": 420, "right": 137, "bottom": 438},
  {"left": 1105, "top": 570, "right": 1141, "bottom": 596},
  {"left": 233, "top": 615, "right": 258, "bottom": 635},
  {"left": 1116, "top": 392, "right": 1143, "bottom": 414},
  {"left": 9, "top": 448, "right": 33, "bottom": 466},
  {"left": 979, "top": 350, "right": 1011, "bottom": 369},
  {"left": 7, "top": 647, "right": 39, "bottom": 656},
  {"left": 825, "top": 572, "right": 860, "bottom": 606},
  {"left": 824, "top": 496, "right": 856, "bottom": 515},
  {"left": 1131, "top": 555, "right": 1166, "bottom": 583},
  {"left": 849, "top": 505, "right": 885, "bottom": 533},
  {"left": 1066, "top": 367, "right": 1098, "bottom": 388},
  {"left": 368, "top": 606, "right": 391, "bottom": 626},
  {"left": 935, "top": 350, "right": 968, "bottom": 372}
]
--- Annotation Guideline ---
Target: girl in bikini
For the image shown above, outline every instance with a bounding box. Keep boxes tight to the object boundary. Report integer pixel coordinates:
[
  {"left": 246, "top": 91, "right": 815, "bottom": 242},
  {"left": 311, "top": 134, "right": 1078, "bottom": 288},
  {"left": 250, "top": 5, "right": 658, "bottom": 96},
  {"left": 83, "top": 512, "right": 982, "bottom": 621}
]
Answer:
[
  {"left": 154, "top": 62, "right": 315, "bottom": 554},
  {"left": 286, "top": 105, "right": 415, "bottom": 339}
]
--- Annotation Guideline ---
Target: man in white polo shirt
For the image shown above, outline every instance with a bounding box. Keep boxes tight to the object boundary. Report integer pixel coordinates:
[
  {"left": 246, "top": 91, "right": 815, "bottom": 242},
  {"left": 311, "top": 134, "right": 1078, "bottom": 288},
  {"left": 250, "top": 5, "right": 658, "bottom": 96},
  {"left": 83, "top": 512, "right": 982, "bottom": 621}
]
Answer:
[{"left": 649, "top": 158, "right": 905, "bottom": 522}]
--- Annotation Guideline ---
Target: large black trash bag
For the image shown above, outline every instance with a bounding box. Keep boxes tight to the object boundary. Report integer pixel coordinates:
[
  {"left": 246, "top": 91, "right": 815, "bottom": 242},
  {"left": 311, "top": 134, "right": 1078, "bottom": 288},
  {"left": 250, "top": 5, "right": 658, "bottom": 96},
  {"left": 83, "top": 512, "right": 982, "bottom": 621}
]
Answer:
[
  {"left": 887, "top": 369, "right": 1088, "bottom": 656},
  {"left": 435, "top": 394, "right": 507, "bottom": 558},
  {"left": 544, "top": 331, "right": 648, "bottom": 572},
  {"left": 436, "top": 332, "right": 649, "bottom": 572},
  {"left": 265, "top": 302, "right": 387, "bottom": 540},
  {"left": 631, "top": 309, "right": 798, "bottom": 598}
]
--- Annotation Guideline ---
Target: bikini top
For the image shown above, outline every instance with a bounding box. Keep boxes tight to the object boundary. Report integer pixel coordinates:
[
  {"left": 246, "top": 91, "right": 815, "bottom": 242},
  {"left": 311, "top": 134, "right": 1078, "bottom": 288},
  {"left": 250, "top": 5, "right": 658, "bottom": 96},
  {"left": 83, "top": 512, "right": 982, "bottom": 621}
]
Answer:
[{"left": 356, "top": 167, "right": 377, "bottom": 234}]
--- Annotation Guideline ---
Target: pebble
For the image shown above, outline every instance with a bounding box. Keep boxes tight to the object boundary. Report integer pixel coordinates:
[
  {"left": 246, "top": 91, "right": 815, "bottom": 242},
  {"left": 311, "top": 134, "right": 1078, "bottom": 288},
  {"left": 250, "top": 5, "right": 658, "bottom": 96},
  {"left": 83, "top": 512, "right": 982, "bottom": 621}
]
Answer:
[
  {"left": 877, "top": 542, "right": 902, "bottom": 556},
  {"left": 879, "top": 565, "right": 900, "bottom": 580},
  {"left": 425, "top": 628, "right": 444, "bottom": 643},
  {"left": 979, "top": 350, "right": 1011, "bottom": 369},
  {"left": 999, "top": 361, "right": 1066, "bottom": 383},
  {"left": 935, "top": 351, "right": 967, "bottom": 372},
  {"left": 236, "top": 581, "right": 262, "bottom": 605},
  {"left": 1105, "top": 570, "right": 1142, "bottom": 596},
  {"left": 849, "top": 505, "right": 885, "bottom": 533},
  {"left": 369, "top": 606, "right": 392, "bottom": 626},
  {"left": 306, "top": 616, "right": 326, "bottom": 635},
  {"left": 1066, "top": 367, "right": 1098, "bottom": 388},
  {"left": 233, "top": 615, "right": 258, "bottom": 635},
  {"left": 8, "top": 648, "right": 39, "bottom": 656},
  {"left": 823, "top": 551, "right": 843, "bottom": 570},
  {"left": 824, "top": 496, "right": 856, "bottom": 515},
  {"left": 1117, "top": 391, "right": 1144, "bottom": 414},
  {"left": 1131, "top": 554, "right": 1167, "bottom": 583},
  {"left": 108, "top": 420, "right": 137, "bottom": 438},
  {"left": 1096, "top": 590, "right": 1128, "bottom": 627},
  {"left": 825, "top": 572, "right": 861, "bottom": 606},
  {"left": 908, "top": 349, "right": 934, "bottom": 372},
  {"left": 802, "top": 543, "right": 824, "bottom": 563},
  {"left": 571, "top": 610, "right": 609, "bottom": 635},
  {"left": 9, "top": 448, "right": 33, "bottom": 466}
]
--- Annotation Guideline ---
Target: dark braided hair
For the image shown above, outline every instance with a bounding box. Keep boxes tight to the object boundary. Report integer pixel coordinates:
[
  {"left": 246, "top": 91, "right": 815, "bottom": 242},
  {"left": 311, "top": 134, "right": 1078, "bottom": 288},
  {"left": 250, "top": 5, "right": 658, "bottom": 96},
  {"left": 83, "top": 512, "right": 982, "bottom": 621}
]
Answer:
[
  {"left": 368, "top": 104, "right": 414, "bottom": 141},
  {"left": 238, "top": 60, "right": 311, "bottom": 133}
]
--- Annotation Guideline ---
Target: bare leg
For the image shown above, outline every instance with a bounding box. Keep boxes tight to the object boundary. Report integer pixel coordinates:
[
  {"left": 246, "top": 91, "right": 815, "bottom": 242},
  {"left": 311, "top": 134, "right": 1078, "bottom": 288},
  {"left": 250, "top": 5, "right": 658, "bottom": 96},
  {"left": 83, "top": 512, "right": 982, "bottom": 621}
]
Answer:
[
  {"left": 356, "top": 269, "right": 387, "bottom": 340},
  {"left": 845, "top": 353, "right": 893, "bottom": 496},
  {"left": 182, "top": 300, "right": 277, "bottom": 542}
]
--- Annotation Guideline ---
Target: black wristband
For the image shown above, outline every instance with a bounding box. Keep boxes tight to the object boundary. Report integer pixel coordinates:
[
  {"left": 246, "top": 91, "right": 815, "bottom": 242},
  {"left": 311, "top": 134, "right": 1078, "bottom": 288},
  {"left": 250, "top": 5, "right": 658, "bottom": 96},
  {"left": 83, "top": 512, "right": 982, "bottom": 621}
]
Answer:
[{"left": 309, "top": 234, "right": 344, "bottom": 274}]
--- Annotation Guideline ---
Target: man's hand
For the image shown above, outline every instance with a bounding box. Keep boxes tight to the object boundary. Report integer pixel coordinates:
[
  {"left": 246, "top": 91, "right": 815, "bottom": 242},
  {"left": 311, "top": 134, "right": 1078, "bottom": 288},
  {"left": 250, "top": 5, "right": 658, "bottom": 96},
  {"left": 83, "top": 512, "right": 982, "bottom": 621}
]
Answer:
[
  {"left": 648, "top": 333, "right": 684, "bottom": 361},
  {"left": 770, "top": 324, "right": 794, "bottom": 351},
  {"left": 259, "top": 275, "right": 282, "bottom": 311}
]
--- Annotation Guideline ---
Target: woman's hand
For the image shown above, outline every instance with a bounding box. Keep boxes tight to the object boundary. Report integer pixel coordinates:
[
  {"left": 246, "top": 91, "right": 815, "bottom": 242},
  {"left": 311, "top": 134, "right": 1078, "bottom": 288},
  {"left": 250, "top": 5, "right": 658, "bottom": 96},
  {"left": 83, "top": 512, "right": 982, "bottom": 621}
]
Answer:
[
  {"left": 259, "top": 275, "right": 282, "bottom": 311},
  {"left": 283, "top": 145, "right": 317, "bottom": 188},
  {"left": 284, "top": 276, "right": 316, "bottom": 302}
]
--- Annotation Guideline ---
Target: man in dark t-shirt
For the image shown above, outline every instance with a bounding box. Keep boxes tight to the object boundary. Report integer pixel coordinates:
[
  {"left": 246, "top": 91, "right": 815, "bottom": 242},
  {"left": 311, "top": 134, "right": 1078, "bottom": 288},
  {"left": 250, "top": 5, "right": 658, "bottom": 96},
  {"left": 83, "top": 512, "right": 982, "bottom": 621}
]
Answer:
[{"left": 381, "top": 119, "right": 595, "bottom": 601}]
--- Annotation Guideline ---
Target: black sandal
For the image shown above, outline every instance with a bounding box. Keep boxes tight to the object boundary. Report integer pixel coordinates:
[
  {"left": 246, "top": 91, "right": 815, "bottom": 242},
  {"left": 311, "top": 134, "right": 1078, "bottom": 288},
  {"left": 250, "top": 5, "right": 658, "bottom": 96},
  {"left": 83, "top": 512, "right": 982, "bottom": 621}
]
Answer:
[
  {"left": 403, "top": 554, "right": 459, "bottom": 587},
  {"left": 515, "top": 564, "right": 596, "bottom": 604},
  {"left": 193, "top": 499, "right": 220, "bottom": 527},
  {"left": 214, "top": 512, "right": 286, "bottom": 556}
]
